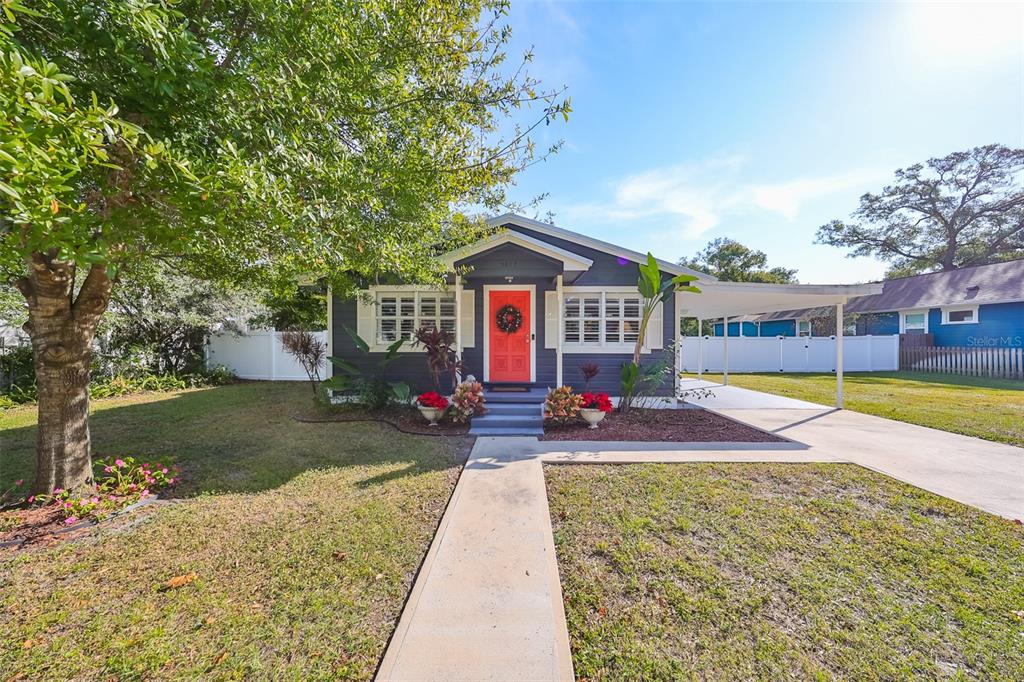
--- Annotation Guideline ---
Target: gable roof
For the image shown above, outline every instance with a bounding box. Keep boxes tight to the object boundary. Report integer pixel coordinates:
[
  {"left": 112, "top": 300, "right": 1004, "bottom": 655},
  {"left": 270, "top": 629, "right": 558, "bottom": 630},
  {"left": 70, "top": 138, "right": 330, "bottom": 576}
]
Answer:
[
  {"left": 486, "top": 213, "right": 713, "bottom": 280},
  {"left": 758, "top": 259, "right": 1024, "bottom": 321},
  {"left": 439, "top": 229, "right": 594, "bottom": 273}
]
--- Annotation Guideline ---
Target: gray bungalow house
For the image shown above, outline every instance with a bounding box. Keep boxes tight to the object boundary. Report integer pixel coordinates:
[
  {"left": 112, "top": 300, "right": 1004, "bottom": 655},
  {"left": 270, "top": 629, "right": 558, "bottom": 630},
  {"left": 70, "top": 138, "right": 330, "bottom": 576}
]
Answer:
[{"left": 328, "top": 214, "right": 880, "bottom": 433}]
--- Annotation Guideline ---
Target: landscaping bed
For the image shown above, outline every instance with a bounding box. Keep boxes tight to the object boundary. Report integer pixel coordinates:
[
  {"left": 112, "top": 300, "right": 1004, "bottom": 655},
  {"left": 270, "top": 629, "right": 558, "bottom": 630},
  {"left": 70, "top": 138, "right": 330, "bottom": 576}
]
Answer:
[
  {"left": 1, "top": 382, "right": 468, "bottom": 680},
  {"left": 541, "top": 406, "right": 785, "bottom": 442},
  {"left": 546, "top": 462, "right": 1024, "bottom": 680},
  {"left": 293, "top": 403, "right": 471, "bottom": 436}
]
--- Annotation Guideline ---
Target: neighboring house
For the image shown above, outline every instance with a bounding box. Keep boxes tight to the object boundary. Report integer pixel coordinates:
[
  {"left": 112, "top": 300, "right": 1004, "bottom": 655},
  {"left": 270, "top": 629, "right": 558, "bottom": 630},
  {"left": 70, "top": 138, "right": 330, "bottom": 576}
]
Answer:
[
  {"left": 728, "top": 260, "right": 1024, "bottom": 348},
  {"left": 329, "top": 214, "right": 880, "bottom": 399}
]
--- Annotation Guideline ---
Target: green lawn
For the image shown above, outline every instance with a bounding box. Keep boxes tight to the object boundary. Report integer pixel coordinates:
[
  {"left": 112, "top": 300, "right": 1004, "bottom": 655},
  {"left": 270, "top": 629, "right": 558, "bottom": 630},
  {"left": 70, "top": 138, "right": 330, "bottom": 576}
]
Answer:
[
  {"left": 547, "top": 463, "right": 1024, "bottom": 681},
  {"left": 687, "top": 371, "right": 1024, "bottom": 446},
  {"left": 0, "top": 383, "right": 468, "bottom": 680}
]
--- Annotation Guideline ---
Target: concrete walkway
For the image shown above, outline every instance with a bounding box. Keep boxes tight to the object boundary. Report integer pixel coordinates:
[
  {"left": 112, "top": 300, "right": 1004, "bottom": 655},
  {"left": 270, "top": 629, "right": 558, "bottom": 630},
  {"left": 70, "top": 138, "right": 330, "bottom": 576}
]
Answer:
[{"left": 377, "top": 437, "right": 574, "bottom": 681}]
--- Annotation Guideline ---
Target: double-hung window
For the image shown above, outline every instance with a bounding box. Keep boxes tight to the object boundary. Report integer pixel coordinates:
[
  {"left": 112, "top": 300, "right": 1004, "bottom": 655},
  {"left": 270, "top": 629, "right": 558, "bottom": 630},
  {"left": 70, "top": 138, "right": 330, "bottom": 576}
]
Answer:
[
  {"left": 901, "top": 310, "right": 927, "bottom": 334},
  {"left": 376, "top": 291, "right": 455, "bottom": 344},
  {"left": 563, "top": 291, "right": 642, "bottom": 349}
]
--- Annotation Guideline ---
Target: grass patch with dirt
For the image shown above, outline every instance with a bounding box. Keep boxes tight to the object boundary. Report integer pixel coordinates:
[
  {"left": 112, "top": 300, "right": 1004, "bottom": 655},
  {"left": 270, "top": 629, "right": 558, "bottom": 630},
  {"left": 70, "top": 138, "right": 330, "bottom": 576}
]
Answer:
[
  {"left": 687, "top": 371, "right": 1024, "bottom": 446},
  {"left": 546, "top": 463, "right": 1024, "bottom": 681},
  {"left": 0, "top": 382, "right": 469, "bottom": 680}
]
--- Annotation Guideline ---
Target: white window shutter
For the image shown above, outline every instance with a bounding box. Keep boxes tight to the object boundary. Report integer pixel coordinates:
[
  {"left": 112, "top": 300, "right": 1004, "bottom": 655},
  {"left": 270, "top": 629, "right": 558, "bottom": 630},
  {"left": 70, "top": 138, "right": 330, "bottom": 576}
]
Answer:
[
  {"left": 356, "top": 292, "right": 375, "bottom": 345},
  {"left": 645, "top": 300, "right": 664, "bottom": 350},
  {"left": 460, "top": 290, "right": 475, "bottom": 348},
  {"left": 545, "top": 291, "right": 558, "bottom": 349}
]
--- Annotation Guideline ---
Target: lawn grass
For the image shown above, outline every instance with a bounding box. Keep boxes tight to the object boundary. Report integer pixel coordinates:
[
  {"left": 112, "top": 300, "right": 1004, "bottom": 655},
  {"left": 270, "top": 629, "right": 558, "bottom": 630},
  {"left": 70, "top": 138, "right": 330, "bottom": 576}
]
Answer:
[
  {"left": 0, "top": 382, "right": 468, "bottom": 680},
  {"left": 687, "top": 371, "right": 1024, "bottom": 446},
  {"left": 546, "top": 463, "right": 1024, "bottom": 681}
]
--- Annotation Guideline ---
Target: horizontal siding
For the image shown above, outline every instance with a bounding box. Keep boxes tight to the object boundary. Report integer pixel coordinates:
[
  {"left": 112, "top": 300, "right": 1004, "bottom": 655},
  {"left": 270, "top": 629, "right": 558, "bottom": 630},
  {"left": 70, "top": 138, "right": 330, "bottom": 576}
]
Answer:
[
  {"left": 930, "top": 302, "right": 1024, "bottom": 348},
  {"left": 562, "top": 351, "right": 675, "bottom": 396}
]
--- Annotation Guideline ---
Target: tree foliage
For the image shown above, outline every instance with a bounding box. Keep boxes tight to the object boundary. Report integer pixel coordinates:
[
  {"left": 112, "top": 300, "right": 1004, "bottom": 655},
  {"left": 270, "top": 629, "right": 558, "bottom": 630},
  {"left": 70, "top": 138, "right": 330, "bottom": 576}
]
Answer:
[
  {"left": 816, "top": 144, "right": 1024, "bottom": 276},
  {"left": 1, "top": 0, "right": 568, "bottom": 493},
  {"left": 681, "top": 238, "right": 798, "bottom": 283}
]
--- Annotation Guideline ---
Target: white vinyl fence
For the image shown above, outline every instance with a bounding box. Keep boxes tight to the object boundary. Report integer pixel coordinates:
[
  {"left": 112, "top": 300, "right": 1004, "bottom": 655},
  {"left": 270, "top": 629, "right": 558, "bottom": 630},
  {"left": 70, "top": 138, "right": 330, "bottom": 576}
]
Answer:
[
  {"left": 206, "top": 330, "right": 327, "bottom": 380},
  {"left": 680, "top": 335, "right": 899, "bottom": 373}
]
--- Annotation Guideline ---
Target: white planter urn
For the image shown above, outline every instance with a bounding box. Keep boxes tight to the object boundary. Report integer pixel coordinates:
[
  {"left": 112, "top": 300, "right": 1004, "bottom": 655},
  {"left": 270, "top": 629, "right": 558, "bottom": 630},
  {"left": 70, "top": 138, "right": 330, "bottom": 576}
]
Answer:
[
  {"left": 418, "top": 406, "right": 445, "bottom": 426},
  {"left": 580, "top": 408, "right": 607, "bottom": 429}
]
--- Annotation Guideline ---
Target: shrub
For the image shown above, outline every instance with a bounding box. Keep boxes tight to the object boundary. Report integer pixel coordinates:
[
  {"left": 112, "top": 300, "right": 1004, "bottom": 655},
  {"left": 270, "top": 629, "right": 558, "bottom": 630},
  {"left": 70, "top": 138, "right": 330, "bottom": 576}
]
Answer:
[
  {"left": 2, "top": 369, "right": 235, "bottom": 406},
  {"left": 578, "top": 362, "right": 599, "bottom": 391},
  {"left": 35, "top": 456, "right": 180, "bottom": 524},
  {"left": 412, "top": 326, "right": 463, "bottom": 391},
  {"left": 580, "top": 392, "right": 613, "bottom": 412},
  {"left": 451, "top": 381, "right": 485, "bottom": 423},
  {"left": 280, "top": 329, "right": 326, "bottom": 397},
  {"left": 325, "top": 326, "right": 408, "bottom": 410},
  {"left": 544, "top": 386, "right": 583, "bottom": 424}
]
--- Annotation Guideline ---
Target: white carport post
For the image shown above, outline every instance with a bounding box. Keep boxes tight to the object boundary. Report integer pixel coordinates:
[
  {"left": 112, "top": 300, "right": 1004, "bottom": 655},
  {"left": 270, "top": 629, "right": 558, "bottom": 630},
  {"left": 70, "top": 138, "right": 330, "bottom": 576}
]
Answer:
[
  {"left": 835, "top": 302, "right": 844, "bottom": 409},
  {"left": 697, "top": 319, "right": 704, "bottom": 380},
  {"left": 722, "top": 316, "right": 729, "bottom": 386}
]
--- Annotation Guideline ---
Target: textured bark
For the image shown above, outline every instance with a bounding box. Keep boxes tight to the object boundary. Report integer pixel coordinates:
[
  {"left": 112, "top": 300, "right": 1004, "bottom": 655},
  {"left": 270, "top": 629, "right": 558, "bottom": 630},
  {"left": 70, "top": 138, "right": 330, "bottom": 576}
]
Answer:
[{"left": 16, "top": 253, "right": 112, "bottom": 496}]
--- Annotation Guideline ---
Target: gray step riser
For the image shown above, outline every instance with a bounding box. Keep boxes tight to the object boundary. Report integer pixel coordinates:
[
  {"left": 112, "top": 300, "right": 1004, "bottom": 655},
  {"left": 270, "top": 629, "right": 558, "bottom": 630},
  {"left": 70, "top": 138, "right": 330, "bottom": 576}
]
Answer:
[
  {"left": 485, "top": 404, "right": 543, "bottom": 416},
  {"left": 472, "top": 416, "right": 543, "bottom": 429},
  {"left": 469, "top": 427, "right": 544, "bottom": 437}
]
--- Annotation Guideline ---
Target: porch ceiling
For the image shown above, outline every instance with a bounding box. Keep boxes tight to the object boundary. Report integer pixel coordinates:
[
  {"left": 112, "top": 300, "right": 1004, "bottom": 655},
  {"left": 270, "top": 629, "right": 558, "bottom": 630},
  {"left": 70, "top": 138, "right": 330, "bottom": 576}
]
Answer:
[{"left": 678, "top": 281, "right": 884, "bottom": 319}]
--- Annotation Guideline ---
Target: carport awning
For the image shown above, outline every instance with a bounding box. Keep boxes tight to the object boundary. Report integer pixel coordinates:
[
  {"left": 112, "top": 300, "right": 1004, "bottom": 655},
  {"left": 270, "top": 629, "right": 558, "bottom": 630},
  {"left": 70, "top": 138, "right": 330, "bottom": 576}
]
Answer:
[{"left": 678, "top": 281, "right": 884, "bottom": 319}]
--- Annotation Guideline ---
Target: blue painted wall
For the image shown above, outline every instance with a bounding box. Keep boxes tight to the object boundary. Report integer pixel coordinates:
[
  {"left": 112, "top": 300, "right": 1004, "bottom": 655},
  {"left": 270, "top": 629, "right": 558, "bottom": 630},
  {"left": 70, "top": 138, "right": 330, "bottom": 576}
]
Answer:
[
  {"left": 855, "top": 312, "right": 899, "bottom": 335},
  {"left": 929, "top": 301, "right": 1024, "bottom": 348},
  {"left": 759, "top": 320, "right": 796, "bottom": 337},
  {"left": 712, "top": 321, "right": 760, "bottom": 336}
]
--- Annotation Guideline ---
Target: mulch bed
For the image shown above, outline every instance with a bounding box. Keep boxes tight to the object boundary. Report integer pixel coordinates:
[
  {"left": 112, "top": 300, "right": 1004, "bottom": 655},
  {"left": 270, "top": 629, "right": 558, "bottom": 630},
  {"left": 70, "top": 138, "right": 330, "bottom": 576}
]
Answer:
[
  {"left": 0, "top": 496, "right": 168, "bottom": 550},
  {"left": 540, "top": 407, "right": 785, "bottom": 442},
  {"left": 292, "top": 404, "right": 471, "bottom": 436}
]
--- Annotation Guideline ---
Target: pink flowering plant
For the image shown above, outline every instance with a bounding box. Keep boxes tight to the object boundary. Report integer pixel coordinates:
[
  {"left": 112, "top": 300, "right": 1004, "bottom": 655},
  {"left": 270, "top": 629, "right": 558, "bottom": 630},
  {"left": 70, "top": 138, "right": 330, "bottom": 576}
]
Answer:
[{"left": 38, "top": 457, "right": 179, "bottom": 525}]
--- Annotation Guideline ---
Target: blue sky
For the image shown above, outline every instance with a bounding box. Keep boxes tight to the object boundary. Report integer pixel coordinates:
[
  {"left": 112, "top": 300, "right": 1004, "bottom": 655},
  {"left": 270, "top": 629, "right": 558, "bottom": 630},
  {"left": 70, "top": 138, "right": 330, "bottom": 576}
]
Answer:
[{"left": 502, "top": 1, "right": 1024, "bottom": 283}]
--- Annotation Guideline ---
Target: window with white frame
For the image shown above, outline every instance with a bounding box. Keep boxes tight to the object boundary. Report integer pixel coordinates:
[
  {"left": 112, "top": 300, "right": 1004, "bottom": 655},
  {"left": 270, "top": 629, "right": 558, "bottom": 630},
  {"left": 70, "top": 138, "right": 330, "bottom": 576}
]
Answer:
[
  {"left": 942, "top": 305, "right": 978, "bottom": 325},
  {"left": 902, "top": 311, "right": 927, "bottom": 334},
  {"left": 797, "top": 320, "right": 811, "bottom": 337},
  {"left": 563, "top": 292, "right": 642, "bottom": 347},
  {"left": 376, "top": 291, "right": 455, "bottom": 343}
]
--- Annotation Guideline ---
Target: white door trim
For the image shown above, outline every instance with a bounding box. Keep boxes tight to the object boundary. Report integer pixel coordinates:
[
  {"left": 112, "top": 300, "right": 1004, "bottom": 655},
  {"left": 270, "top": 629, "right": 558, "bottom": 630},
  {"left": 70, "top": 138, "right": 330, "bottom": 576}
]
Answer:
[{"left": 482, "top": 284, "right": 537, "bottom": 383}]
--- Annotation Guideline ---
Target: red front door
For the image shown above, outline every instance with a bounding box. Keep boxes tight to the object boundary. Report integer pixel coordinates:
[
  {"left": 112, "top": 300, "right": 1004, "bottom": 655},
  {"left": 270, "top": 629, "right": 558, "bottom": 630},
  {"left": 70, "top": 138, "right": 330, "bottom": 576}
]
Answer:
[{"left": 489, "top": 289, "right": 531, "bottom": 382}]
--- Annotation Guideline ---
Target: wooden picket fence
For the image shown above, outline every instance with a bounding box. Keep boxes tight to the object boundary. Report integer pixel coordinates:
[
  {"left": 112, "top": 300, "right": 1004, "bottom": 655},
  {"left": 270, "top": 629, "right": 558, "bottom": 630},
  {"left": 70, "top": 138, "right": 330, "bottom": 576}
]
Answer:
[{"left": 899, "top": 345, "right": 1024, "bottom": 380}]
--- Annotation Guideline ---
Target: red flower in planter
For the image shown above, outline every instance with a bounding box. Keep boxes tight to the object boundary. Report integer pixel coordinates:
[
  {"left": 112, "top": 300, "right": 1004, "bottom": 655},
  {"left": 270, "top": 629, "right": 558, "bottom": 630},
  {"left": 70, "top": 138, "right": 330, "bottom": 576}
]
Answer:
[
  {"left": 417, "top": 391, "right": 449, "bottom": 409},
  {"left": 580, "top": 392, "right": 613, "bottom": 412}
]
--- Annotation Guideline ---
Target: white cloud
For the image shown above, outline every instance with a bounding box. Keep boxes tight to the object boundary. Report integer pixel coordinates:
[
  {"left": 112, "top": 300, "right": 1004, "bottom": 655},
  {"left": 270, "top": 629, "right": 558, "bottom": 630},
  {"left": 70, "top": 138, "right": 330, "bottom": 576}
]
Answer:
[
  {"left": 749, "top": 170, "right": 881, "bottom": 219},
  {"left": 560, "top": 157, "right": 884, "bottom": 237}
]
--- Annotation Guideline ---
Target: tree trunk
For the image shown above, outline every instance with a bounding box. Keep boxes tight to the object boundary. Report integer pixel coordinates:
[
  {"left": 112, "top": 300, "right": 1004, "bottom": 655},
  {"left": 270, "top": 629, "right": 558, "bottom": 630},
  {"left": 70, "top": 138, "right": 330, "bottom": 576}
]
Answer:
[{"left": 16, "top": 254, "right": 112, "bottom": 496}]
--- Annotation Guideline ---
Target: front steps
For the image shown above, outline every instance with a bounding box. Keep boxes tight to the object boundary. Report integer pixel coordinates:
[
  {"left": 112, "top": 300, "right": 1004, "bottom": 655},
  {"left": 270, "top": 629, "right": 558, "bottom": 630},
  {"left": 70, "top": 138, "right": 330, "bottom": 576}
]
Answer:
[{"left": 470, "top": 386, "right": 547, "bottom": 437}]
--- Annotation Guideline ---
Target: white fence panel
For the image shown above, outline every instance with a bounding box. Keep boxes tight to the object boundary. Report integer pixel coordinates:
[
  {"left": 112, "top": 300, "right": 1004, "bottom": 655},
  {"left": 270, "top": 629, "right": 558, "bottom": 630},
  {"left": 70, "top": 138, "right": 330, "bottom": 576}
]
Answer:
[
  {"left": 207, "top": 330, "right": 327, "bottom": 380},
  {"left": 680, "top": 335, "right": 898, "bottom": 373}
]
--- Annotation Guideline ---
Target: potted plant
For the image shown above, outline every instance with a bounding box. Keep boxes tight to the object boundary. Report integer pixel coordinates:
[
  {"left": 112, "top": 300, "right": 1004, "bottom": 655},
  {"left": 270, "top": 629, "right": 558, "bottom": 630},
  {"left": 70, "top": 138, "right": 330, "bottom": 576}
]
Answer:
[
  {"left": 579, "top": 392, "right": 613, "bottom": 429},
  {"left": 416, "top": 391, "right": 449, "bottom": 426}
]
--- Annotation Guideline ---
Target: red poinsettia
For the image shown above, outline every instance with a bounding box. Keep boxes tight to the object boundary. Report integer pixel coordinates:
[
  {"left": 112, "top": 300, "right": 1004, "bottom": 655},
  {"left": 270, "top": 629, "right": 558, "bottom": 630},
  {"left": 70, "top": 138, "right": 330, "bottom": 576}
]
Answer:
[
  {"left": 417, "top": 391, "right": 449, "bottom": 409},
  {"left": 580, "top": 392, "right": 613, "bottom": 412}
]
